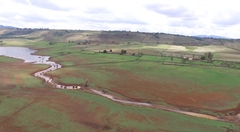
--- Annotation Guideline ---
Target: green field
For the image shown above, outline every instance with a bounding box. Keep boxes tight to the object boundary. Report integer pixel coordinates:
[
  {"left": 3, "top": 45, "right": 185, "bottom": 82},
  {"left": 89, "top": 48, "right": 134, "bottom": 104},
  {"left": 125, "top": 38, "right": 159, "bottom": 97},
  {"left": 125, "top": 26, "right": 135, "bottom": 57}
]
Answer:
[{"left": 1, "top": 29, "right": 240, "bottom": 131}]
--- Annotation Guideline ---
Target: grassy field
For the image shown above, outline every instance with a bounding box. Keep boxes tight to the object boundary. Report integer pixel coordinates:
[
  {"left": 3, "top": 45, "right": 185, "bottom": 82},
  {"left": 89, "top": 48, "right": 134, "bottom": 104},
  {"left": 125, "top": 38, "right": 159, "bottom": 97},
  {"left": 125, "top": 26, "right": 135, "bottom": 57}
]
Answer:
[
  {"left": 44, "top": 51, "right": 240, "bottom": 112},
  {"left": 1, "top": 29, "right": 240, "bottom": 131},
  {"left": 0, "top": 56, "right": 239, "bottom": 132}
]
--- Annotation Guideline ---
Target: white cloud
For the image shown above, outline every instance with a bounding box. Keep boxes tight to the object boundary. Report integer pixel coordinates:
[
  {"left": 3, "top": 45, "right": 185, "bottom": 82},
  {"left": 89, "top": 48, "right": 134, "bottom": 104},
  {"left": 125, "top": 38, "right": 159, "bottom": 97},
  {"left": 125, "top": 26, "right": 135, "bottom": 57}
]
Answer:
[
  {"left": 1, "top": 0, "right": 240, "bottom": 38},
  {"left": 146, "top": 3, "right": 197, "bottom": 21},
  {"left": 213, "top": 11, "right": 240, "bottom": 26}
]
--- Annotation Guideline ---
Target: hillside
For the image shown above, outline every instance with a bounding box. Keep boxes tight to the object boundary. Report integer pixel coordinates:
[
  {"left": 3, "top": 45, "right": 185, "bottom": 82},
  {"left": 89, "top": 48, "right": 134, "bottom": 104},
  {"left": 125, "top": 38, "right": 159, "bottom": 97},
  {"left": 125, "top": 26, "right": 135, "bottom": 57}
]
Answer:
[{"left": 0, "top": 28, "right": 240, "bottom": 49}]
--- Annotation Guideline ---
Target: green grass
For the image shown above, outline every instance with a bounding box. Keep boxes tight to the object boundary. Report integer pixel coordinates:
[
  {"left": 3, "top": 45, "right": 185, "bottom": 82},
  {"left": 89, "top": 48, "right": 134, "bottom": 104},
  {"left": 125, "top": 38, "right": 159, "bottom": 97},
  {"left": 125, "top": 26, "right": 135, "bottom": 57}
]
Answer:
[
  {"left": 0, "top": 56, "right": 18, "bottom": 63},
  {"left": 58, "top": 77, "right": 86, "bottom": 84},
  {"left": 79, "top": 52, "right": 137, "bottom": 62},
  {"left": 186, "top": 46, "right": 198, "bottom": 52},
  {"left": 49, "top": 66, "right": 114, "bottom": 88},
  {"left": 126, "top": 61, "right": 240, "bottom": 88},
  {"left": 60, "top": 61, "right": 75, "bottom": 66},
  {"left": 74, "top": 53, "right": 240, "bottom": 89},
  {"left": 0, "top": 97, "right": 28, "bottom": 119},
  {"left": 191, "top": 61, "right": 214, "bottom": 66},
  {"left": 37, "top": 48, "right": 240, "bottom": 110},
  {"left": 139, "top": 55, "right": 165, "bottom": 61},
  {"left": 71, "top": 52, "right": 237, "bottom": 88},
  {"left": 23, "top": 74, "right": 46, "bottom": 88},
  {"left": 15, "top": 104, "right": 91, "bottom": 132},
  {"left": 48, "top": 51, "right": 240, "bottom": 94},
  {"left": 58, "top": 90, "right": 240, "bottom": 132},
  {"left": 1, "top": 38, "right": 240, "bottom": 131}
]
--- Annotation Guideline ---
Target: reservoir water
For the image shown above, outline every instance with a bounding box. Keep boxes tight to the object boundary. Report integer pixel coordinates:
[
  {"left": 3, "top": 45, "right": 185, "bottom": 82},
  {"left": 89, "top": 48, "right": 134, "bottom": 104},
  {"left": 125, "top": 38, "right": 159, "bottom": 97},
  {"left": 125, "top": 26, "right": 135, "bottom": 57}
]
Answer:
[{"left": 0, "top": 47, "right": 49, "bottom": 63}]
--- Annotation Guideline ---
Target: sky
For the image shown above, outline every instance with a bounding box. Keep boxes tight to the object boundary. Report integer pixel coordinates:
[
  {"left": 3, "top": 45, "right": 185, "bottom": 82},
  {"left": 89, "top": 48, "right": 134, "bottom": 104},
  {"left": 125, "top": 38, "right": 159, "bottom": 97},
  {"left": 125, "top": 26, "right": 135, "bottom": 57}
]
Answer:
[{"left": 0, "top": 0, "right": 240, "bottom": 38}]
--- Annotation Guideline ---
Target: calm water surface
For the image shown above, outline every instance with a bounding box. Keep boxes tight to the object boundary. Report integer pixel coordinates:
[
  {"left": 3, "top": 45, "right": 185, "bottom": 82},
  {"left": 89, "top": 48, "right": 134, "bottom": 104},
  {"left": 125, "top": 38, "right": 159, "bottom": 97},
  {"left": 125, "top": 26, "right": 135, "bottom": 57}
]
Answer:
[{"left": 0, "top": 47, "right": 49, "bottom": 63}]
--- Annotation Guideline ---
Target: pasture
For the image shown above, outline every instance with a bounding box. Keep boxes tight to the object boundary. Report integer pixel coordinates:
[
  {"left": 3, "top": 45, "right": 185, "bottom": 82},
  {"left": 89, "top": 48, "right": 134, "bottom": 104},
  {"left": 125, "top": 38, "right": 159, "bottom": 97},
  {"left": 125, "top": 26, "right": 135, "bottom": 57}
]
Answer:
[{"left": 1, "top": 29, "right": 240, "bottom": 131}]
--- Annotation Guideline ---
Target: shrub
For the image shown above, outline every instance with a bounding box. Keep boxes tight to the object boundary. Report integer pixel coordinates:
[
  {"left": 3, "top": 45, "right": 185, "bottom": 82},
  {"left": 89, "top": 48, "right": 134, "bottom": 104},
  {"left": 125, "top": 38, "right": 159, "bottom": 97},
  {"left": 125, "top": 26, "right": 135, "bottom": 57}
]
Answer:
[{"left": 103, "top": 50, "right": 107, "bottom": 53}]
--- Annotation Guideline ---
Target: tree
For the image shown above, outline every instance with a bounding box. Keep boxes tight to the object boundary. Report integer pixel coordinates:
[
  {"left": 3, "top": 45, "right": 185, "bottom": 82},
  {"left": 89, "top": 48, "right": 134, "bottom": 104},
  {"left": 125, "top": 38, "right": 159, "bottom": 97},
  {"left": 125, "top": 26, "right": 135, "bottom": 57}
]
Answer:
[
  {"left": 207, "top": 52, "right": 214, "bottom": 62},
  {"left": 182, "top": 58, "right": 187, "bottom": 63},
  {"left": 103, "top": 50, "right": 107, "bottom": 53},
  {"left": 120, "top": 49, "right": 127, "bottom": 55},
  {"left": 49, "top": 42, "right": 54, "bottom": 45},
  {"left": 200, "top": 55, "right": 206, "bottom": 60}
]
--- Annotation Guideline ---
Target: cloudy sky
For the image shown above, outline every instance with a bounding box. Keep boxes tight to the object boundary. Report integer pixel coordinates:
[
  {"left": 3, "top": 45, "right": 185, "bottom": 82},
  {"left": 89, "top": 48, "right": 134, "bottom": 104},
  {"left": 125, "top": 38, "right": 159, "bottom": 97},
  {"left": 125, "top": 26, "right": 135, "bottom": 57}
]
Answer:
[{"left": 1, "top": 0, "right": 240, "bottom": 38}]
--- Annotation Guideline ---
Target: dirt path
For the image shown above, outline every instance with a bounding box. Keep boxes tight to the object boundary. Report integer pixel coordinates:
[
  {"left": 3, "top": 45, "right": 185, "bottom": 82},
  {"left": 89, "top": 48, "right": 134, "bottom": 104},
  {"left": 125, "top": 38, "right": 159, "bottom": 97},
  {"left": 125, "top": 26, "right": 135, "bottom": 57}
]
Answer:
[
  {"left": 90, "top": 89, "right": 221, "bottom": 121},
  {"left": 34, "top": 59, "right": 81, "bottom": 90}
]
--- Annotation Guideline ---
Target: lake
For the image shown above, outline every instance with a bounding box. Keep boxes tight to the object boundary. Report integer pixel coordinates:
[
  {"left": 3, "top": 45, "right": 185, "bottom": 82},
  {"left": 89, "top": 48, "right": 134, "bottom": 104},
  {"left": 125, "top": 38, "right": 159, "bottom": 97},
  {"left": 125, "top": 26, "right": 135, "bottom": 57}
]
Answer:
[{"left": 0, "top": 47, "right": 49, "bottom": 63}]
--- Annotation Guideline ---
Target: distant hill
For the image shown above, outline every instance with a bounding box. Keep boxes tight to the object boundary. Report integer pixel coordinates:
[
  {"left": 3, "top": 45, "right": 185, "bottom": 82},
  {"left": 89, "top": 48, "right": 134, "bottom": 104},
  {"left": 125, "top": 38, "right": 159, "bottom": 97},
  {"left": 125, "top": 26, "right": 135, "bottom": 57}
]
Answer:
[
  {"left": 193, "top": 35, "right": 229, "bottom": 39},
  {"left": 0, "top": 25, "right": 17, "bottom": 29},
  {"left": 1, "top": 28, "right": 240, "bottom": 50}
]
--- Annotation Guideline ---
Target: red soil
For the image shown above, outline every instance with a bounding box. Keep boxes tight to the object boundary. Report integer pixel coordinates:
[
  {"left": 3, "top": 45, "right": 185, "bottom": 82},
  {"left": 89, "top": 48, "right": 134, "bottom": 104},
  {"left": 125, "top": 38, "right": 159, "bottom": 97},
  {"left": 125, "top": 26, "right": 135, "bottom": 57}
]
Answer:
[
  {"left": 47, "top": 63, "right": 239, "bottom": 116},
  {"left": 105, "top": 68, "right": 235, "bottom": 110},
  {"left": 0, "top": 60, "right": 136, "bottom": 131}
]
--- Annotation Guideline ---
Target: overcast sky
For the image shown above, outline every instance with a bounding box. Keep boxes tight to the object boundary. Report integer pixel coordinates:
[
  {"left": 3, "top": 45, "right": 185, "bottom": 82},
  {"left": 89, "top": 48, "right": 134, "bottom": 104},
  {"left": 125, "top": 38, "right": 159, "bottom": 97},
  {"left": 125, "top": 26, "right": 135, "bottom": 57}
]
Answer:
[{"left": 1, "top": 0, "right": 240, "bottom": 38}]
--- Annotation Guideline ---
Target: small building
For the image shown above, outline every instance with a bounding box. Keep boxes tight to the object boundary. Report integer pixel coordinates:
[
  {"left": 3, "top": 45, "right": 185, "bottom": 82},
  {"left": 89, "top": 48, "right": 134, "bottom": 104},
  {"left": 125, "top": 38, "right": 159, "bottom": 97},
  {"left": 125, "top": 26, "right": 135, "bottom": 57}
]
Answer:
[{"left": 188, "top": 58, "right": 193, "bottom": 61}]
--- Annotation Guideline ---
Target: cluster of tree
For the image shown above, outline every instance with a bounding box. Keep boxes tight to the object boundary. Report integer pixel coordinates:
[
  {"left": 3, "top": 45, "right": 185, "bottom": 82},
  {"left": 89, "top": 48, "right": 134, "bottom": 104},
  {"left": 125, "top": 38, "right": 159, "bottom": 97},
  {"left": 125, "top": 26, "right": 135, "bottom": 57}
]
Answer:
[
  {"left": 100, "top": 49, "right": 128, "bottom": 55},
  {"left": 220, "top": 61, "right": 237, "bottom": 68},
  {"left": 103, "top": 49, "right": 113, "bottom": 53},
  {"left": 49, "top": 42, "right": 57, "bottom": 45},
  {"left": 103, "top": 50, "right": 107, "bottom": 53},
  {"left": 83, "top": 40, "right": 91, "bottom": 45},
  {"left": 16, "top": 28, "right": 49, "bottom": 30},
  {"left": 75, "top": 40, "right": 92, "bottom": 45},
  {"left": 154, "top": 33, "right": 159, "bottom": 39},
  {"left": 200, "top": 52, "right": 214, "bottom": 62},
  {"left": 120, "top": 49, "right": 127, "bottom": 55}
]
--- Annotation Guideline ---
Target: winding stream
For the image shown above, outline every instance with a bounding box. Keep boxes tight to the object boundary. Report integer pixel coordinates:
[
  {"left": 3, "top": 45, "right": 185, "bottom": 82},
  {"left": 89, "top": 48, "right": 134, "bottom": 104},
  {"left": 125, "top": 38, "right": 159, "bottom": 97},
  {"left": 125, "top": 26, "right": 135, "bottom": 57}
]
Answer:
[
  {"left": 0, "top": 47, "right": 81, "bottom": 89},
  {"left": 0, "top": 47, "right": 238, "bottom": 123}
]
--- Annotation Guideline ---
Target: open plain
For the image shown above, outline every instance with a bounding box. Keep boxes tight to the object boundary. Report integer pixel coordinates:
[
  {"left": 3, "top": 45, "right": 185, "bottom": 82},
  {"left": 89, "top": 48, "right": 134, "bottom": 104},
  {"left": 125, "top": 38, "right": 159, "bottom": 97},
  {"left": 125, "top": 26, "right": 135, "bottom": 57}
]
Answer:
[{"left": 1, "top": 29, "right": 240, "bottom": 131}]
